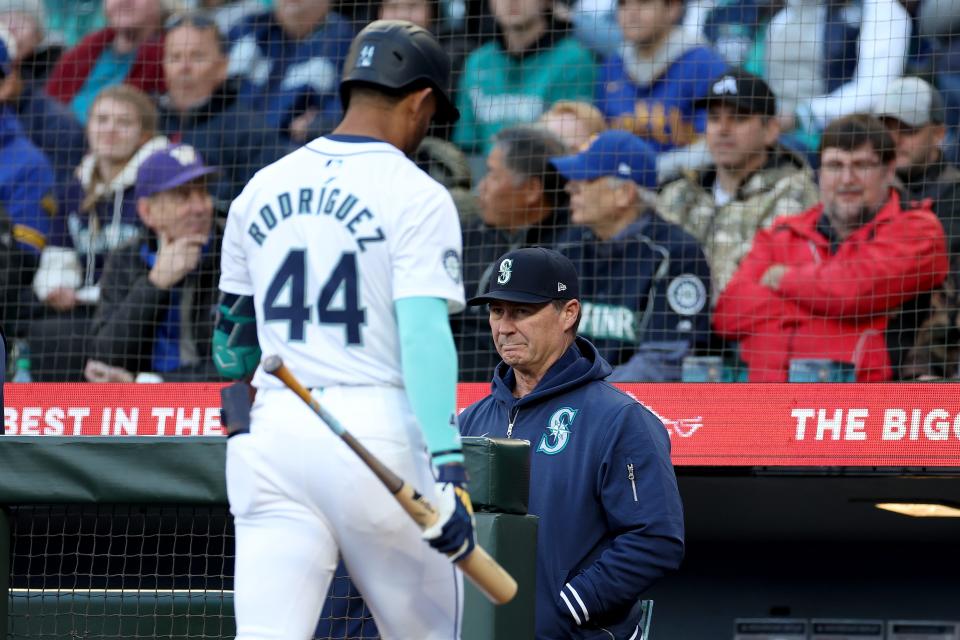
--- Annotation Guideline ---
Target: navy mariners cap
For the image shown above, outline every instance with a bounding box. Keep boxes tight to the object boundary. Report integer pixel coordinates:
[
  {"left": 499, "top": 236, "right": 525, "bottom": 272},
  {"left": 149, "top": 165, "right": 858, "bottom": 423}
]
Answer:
[
  {"left": 695, "top": 69, "right": 777, "bottom": 117},
  {"left": 135, "top": 144, "right": 218, "bottom": 200},
  {"left": 549, "top": 130, "right": 658, "bottom": 190},
  {"left": 467, "top": 247, "right": 579, "bottom": 306}
]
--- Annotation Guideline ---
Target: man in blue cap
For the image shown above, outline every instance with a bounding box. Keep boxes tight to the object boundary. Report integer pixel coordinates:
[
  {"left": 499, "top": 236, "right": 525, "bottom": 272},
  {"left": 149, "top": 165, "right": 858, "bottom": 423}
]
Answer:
[
  {"left": 459, "top": 246, "right": 684, "bottom": 639},
  {"left": 552, "top": 129, "right": 712, "bottom": 380},
  {"left": 85, "top": 143, "right": 223, "bottom": 382}
]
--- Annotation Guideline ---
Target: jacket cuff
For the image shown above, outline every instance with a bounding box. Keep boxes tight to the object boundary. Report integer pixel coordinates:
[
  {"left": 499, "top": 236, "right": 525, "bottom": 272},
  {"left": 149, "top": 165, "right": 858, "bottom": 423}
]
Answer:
[{"left": 559, "top": 575, "right": 601, "bottom": 627}]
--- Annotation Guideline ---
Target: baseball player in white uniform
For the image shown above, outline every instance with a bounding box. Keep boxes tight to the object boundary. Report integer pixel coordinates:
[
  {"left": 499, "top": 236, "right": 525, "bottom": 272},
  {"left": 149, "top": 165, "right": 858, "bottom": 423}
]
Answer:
[{"left": 215, "top": 21, "right": 475, "bottom": 640}]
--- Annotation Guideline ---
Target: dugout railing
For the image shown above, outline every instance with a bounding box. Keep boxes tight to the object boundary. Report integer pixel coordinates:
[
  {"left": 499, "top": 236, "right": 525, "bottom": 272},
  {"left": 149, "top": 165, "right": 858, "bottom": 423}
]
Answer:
[{"left": 0, "top": 436, "right": 538, "bottom": 640}]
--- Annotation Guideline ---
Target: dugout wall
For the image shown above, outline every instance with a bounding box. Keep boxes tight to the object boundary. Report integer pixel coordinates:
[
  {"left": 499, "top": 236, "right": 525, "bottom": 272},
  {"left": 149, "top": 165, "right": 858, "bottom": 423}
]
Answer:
[{"left": 0, "top": 436, "right": 538, "bottom": 640}]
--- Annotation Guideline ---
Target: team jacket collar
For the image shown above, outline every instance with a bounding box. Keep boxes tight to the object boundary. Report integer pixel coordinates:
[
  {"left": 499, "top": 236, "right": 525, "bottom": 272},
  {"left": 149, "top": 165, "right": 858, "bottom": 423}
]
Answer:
[
  {"left": 575, "top": 212, "right": 657, "bottom": 258},
  {"left": 490, "top": 337, "right": 612, "bottom": 407}
]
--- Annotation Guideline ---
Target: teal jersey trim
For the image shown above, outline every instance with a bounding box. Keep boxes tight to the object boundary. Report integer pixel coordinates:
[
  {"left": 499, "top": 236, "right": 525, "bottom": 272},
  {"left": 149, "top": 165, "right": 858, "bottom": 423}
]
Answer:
[{"left": 396, "top": 296, "right": 463, "bottom": 467}]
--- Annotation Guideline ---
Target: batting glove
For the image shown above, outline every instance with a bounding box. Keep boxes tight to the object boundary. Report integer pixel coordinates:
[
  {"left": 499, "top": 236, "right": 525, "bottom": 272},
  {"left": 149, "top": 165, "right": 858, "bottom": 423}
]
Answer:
[{"left": 422, "top": 463, "right": 476, "bottom": 563}]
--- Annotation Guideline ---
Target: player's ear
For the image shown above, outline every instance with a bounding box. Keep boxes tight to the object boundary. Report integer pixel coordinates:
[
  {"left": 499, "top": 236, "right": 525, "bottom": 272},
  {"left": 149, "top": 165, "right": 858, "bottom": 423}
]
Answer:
[{"left": 408, "top": 86, "right": 435, "bottom": 116}]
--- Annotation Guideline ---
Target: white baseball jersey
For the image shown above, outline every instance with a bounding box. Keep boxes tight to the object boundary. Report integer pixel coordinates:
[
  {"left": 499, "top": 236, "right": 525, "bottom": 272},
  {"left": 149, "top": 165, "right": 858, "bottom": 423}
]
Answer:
[{"left": 220, "top": 135, "right": 466, "bottom": 389}]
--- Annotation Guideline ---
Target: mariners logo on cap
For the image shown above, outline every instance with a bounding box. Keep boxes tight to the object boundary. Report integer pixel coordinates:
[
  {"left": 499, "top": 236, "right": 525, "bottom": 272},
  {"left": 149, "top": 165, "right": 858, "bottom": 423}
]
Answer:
[
  {"left": 358, "top": 44, "right": 375, "bottom": 67},
  {"left": 712, "top": 75, "right": 738, "bottom": 96},
  {"left": 497, "top": 258, "right": 513, "bottom": 285}
]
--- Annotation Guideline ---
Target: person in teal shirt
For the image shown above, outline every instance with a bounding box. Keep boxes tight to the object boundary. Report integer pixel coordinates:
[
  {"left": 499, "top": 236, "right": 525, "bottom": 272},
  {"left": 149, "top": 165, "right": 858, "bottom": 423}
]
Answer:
[
  {"left": 454, "top": 1, "right": 597, "bottom": 156},
  {"left": 43, "top": 0, "right": 105, "bottom": 46}
]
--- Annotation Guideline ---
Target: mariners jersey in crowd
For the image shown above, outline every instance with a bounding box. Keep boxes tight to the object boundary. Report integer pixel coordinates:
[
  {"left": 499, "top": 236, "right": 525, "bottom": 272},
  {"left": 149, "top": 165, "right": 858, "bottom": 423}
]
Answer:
[
  {"left": 596, "top": 29, "right": 727, "bottom": 153},
  {"left": 0, "top": 107, "right": 57, "bottom": 253},
  {"left": 219, "top": 135, "right": 465, "bottom": 390},
  {"left": 227, "top": 11, "right": 353, "bottom": 131},
  {"left": 459, "top": 338, "right": 684, "bottom": 639},
  {"left": 558, "top": 213, "right": 711, "bottom": 370},
  {"left": 453, "top": 23, "right": 597, "bottom": 155}
]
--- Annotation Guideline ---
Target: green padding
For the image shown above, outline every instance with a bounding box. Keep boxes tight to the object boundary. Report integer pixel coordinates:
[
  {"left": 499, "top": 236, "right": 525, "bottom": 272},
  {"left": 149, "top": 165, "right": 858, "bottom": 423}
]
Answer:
[
  {"left": 463, "top": 436, "right": 531, "bottom": 514},
  {"left": 464, "top": 512, "right": 538, "bottom": 640},
  {"left": 7, "top": 591, "right": 235, "bottom": 639},
  {"left": 0, "top": 437, "right": 538, "bottom": 640},
  {"left": 0, "top": 437, "right": 227, "bottom": 504},
  {"left": 0, "top": 437, "right": 530, "bottom": 511}
]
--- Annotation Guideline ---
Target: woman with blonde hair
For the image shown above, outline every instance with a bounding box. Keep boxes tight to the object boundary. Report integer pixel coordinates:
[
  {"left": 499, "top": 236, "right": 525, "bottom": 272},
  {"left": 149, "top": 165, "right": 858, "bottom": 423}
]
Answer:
[
  {"left": 28, "top": 83, "right": 168, "bottom": 380},
  {"left": 539, "top": 100, "right": 607, "bottom": 152}
]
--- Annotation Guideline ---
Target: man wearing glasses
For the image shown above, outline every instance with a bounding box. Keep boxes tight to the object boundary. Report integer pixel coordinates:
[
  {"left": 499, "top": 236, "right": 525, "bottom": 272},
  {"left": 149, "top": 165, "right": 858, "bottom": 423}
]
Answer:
[{"left": 714, "top": 114, "right": 950, "bottom": 382}]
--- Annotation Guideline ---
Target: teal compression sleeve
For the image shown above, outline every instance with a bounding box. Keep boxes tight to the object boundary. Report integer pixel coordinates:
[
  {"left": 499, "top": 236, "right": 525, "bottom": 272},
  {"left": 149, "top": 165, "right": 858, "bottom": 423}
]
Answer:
[{"left": 395, "top": 296, "right": 463, "bottom": 467}]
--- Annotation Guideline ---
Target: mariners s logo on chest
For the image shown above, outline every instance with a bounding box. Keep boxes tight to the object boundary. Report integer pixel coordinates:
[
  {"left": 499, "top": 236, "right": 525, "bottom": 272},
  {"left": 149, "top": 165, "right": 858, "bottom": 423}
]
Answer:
[{"left": 537, "top": 407, "right": 578, "bottom": 455}]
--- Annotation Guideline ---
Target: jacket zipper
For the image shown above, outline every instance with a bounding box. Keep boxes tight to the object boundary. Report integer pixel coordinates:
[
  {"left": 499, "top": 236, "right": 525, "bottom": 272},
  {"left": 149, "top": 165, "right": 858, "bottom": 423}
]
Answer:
[
  {"left": 627, "top": 463, "right": 638, "bottom": 502},
  {"left": 507, "top": 407, "right": 520, "bottom": 438}
]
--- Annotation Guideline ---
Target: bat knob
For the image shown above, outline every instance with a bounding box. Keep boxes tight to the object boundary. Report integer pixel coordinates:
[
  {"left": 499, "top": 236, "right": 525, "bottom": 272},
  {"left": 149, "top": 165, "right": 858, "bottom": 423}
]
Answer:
[{"left": 262, "top": 355, "right": 283, "bottom": 374}]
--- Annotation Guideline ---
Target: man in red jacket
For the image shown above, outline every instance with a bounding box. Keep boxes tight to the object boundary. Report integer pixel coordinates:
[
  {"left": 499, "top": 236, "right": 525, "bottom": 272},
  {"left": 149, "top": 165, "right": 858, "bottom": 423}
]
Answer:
[{"left": 714, "top": 114, "right": 949, "bottom": 381}]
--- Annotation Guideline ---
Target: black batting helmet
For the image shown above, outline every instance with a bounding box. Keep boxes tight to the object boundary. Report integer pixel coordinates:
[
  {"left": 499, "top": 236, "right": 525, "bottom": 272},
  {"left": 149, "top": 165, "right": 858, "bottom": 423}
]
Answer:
[{"left": 339, "top": 20, "right": 460, "bottom": 124}]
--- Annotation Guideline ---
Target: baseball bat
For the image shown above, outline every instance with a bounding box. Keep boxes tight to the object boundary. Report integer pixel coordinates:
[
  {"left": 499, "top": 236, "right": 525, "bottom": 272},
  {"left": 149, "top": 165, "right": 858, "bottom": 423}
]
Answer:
[{"left": 262, "top": 355, "right": 518, "bottom": 605}]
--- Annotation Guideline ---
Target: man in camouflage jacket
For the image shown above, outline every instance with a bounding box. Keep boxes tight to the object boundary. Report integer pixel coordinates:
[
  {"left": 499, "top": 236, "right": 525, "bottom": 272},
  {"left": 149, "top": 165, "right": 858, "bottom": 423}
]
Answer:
[{"left": 658, "top": 71, "right": 819, "bottom": 303}]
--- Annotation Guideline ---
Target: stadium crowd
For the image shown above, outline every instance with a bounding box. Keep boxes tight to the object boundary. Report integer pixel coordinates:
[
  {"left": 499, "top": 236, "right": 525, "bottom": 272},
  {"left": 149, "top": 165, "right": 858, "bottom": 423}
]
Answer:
[{"left": 0, "top": 0, "right": 958, "bottom": 383}]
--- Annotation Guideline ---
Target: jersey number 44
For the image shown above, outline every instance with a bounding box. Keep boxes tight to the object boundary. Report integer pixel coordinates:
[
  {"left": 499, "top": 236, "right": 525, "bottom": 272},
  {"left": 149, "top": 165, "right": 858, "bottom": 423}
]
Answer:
[{"left": 263, "top": 249, "right": 365, "bottom": 345}]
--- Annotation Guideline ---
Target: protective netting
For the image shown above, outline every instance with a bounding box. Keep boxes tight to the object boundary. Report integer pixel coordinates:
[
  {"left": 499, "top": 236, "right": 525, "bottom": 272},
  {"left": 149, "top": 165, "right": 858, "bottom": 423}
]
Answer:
[
  {"left": 5, "top": 504, "right": 378, "bottom": 639},
  {"left": 0, "top": 0, "right": 957, "bottom": 384}
]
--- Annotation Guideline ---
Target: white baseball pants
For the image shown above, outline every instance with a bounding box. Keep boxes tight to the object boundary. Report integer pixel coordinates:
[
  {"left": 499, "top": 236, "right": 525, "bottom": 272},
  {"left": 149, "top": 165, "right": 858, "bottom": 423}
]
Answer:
[{"left": 226, "top": 385, "right": 463, "bottom": 640}]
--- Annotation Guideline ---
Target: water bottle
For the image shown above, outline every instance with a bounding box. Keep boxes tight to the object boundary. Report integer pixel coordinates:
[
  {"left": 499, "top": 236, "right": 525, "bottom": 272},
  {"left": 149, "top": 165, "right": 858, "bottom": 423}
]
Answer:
[
  {"left": 11, "top": 340, "right": 32, "bottom": 383},
  {"left": 681, "top": 356, "right": 724, "bottom": 382},
  {"left": 788, "top": 359, "right": 856, "bottom": 383}
]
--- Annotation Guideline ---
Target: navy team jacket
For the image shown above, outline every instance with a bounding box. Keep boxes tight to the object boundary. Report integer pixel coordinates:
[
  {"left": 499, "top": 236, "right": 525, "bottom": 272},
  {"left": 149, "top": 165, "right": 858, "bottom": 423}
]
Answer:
[
  {"left": 558, "top": 213, "right": 712, "bottom": 378},
  {"left": 459, "top": 338, "right": 685, "bottom": 639}
]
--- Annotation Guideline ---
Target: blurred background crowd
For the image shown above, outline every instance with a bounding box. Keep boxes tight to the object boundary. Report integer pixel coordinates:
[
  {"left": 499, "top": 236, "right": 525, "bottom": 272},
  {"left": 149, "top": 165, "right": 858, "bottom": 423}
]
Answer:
[{"left": 0, "top": 0, "right": 958, "bottom": 383}]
